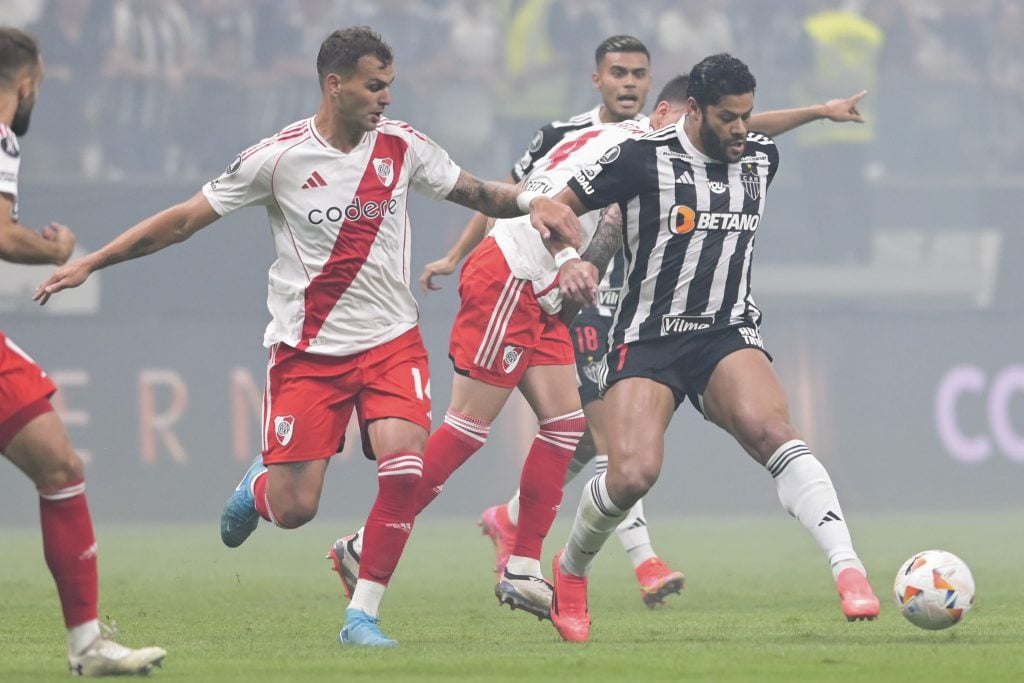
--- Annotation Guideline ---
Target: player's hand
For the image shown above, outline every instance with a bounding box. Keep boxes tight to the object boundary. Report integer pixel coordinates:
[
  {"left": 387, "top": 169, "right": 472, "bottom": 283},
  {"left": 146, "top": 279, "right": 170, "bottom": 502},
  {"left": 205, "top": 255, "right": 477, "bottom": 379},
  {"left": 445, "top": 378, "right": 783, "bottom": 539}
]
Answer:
[
  {"left": 419, "top": 255, "right": 457, "bottom": 294},
  {"left": 559, "top": 260, "right": 598, "bottom": 307},
  {"left": 822, "top": 91, "right": 867, "bottom": 123},
  {"left": 529, "top": 196, "right": 583, "bottom": 249},
  {"left": 33, "top": 256, "right": 92, "bottom": 305},
  {"left": 41, "top": 223, "right": 76, "bottom": 264}
]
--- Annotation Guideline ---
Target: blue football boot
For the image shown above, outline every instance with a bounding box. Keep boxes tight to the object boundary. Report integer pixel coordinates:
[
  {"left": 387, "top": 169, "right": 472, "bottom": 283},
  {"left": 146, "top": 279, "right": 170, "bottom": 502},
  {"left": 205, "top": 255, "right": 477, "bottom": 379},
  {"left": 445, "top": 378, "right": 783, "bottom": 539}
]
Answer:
[
  {"left": 219, "top": 456, "right": 266, "bottom": 548},
  {"left": 338, "top": 608, "right": 398, "bottom": 647}
]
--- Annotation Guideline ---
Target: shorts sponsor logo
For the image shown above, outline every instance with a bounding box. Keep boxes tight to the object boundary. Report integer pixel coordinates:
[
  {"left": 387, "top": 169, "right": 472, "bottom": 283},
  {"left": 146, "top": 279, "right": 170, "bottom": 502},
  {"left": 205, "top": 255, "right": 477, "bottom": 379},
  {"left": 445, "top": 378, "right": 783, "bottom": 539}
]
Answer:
[
  {"left": 597, "top": 289, "right": 620, "bottom": 307},
  {"left": 274, "top": 415, "right": 295, "bottom": 447},
  {"left": 661, "top": 314, "right": 714, "bottom": 335},
  {"left": 501, "top": 345, "right": 524, "bottom": 374},
  {"left": 667, "top": 205, "right": 759, "bottom": 235},
  {"left": 598, "top": 145, "right": 621, "bottom": 164},
  {"left": 373, "top": 157, "right": 394, "bottom": 187},
  {"left": 738, "top": 326, "right": 764, "bottom": 349},
  {"left": 308, "top": 196, "right": 399, "bottom": 224}
]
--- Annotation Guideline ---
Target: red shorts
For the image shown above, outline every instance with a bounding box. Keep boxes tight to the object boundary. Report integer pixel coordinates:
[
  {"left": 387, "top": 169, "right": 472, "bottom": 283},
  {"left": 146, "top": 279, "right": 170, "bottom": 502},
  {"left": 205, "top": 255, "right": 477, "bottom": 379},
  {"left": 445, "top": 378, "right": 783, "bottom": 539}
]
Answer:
[
  {"left": 0, "top": 331, "right": 57, "bottom": 450},
  {"left": 262, "top": 326, "right": 431, "bottom": 464},
  {"left": 448, "top": 238, "right": 574, "bottom": 388}
]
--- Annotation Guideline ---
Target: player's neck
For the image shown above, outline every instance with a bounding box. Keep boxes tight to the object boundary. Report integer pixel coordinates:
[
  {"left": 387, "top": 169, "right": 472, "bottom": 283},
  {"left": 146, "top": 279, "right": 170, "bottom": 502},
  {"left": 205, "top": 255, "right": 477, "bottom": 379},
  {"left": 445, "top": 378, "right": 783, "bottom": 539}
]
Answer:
[
  {"left": 313, "top": 107, "right": 365, "bottom": 154},
  {"left": 682, "top": 115, "right": 710, "bottom": 158},
  {"left": 597, "top": 105, "right": 628, "bottom": 125}
]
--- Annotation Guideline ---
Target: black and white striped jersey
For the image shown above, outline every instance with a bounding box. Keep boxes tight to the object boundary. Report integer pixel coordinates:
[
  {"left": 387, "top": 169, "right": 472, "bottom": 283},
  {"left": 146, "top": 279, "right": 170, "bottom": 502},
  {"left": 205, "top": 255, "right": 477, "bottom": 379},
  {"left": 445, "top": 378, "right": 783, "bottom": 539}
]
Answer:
[
  {"left": 566, "top": 116, "right": 780, "bottom": 346},
  {"left": 510, "top": 105, "right": 638, "bottom": 316}
]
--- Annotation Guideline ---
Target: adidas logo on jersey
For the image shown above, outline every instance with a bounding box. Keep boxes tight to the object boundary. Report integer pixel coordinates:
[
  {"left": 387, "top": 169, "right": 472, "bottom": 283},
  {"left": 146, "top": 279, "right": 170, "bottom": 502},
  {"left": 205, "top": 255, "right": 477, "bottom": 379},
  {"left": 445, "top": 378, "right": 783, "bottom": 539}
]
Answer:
[
  {"left": 301, "top": 171, "right": 327, "bottom": 189},
  {"left": 676, "top": 171, "right": 694, "bottom": 184}
]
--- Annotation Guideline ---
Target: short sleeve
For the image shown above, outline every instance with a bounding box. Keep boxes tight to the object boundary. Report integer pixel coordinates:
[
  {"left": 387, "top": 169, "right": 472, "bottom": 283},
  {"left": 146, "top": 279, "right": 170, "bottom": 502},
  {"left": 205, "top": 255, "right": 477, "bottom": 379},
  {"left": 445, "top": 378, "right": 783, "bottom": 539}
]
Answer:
[
  {"left": 511, "top": 125, "right": 558, "bottom": 182},
  {"left": 406, "top": 127, "right": 461, "bottom": 201},
  {"left": 201, "top": 143, "right": 275, "bottom": 217},
  {"left": 566, "top": 138, "right": 645, "bottom": 211}
]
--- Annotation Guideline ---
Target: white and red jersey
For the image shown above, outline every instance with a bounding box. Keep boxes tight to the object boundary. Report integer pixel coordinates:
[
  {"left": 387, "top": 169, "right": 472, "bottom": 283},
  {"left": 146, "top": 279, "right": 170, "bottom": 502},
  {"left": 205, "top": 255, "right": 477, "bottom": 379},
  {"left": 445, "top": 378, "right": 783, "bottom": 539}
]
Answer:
[
  {"left": 490, "top": 118, "right": 650, "bottom": 299},
  {"left": 0, "top": 123, "right": 22, "bottom": 221},
  {"left": 202, "top": 117, "right": 461, "bottom": 357}
]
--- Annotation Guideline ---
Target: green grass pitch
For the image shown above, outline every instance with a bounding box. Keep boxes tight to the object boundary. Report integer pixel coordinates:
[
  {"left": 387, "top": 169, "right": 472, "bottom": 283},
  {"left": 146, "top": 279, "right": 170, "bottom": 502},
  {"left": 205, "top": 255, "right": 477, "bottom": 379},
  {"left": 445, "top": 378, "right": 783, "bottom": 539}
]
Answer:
[{"left": 3, "top": 511, "right": 1022, "bottom": 682}]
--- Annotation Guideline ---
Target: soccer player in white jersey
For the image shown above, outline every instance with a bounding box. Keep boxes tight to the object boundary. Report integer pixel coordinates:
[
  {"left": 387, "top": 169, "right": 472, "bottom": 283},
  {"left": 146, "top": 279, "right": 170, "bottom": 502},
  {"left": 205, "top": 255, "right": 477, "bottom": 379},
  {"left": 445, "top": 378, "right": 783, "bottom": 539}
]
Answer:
[
  {"left": 543, "top": 54, "right": 881, "bottom": 642},
  {"left": 0, "top": 27, "right": 166, "bottom": 676},
  {"left": 35, "top": 26, "right": 582, "bottom": 648}
]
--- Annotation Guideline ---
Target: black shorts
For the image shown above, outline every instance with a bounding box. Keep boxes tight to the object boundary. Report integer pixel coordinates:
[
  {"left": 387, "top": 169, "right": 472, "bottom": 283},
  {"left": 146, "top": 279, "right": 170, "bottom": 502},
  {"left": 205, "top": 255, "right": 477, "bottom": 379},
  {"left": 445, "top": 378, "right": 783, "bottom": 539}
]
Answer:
[
  {"left": 570, "top": 307, "right": 612, "bottom": 407},
  {"left": 598, "top": 325, "right": 773, "bottom": 415}
]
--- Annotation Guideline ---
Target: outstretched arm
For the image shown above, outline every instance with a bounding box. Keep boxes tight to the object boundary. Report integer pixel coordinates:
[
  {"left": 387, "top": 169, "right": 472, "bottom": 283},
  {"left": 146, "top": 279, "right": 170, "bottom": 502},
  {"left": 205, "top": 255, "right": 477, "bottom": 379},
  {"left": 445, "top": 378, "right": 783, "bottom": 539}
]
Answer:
[
  {"left": 420, "top": 173, "right": 514, "bottom": 293},
  {"left": 34, "top": 191, "right": 220, "bottom": 304},
  {"left": 0, "top": 194, "right": 76, "bottom": 265},
  {"left": 445, "top": 170, "right": 582, "bottom": 249},
  {"left": 748, "top": 90, "right": 867, "bottom": 137}
]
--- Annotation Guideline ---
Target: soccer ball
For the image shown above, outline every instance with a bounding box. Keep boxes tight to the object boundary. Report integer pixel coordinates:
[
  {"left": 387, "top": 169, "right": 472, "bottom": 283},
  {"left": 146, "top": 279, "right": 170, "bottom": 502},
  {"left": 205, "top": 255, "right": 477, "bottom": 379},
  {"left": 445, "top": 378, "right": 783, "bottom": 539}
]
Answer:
[{"left": 893, "top": 550, "right": 975, "bottom": 630}]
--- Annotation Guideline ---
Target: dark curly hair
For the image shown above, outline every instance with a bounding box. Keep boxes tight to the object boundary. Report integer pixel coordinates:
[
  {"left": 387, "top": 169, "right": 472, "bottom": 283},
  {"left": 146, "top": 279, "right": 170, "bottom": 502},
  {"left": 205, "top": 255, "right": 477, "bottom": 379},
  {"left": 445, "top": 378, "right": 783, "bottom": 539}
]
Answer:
[{"left": 686, "top": 53, "right": 756, "bottom": 109}]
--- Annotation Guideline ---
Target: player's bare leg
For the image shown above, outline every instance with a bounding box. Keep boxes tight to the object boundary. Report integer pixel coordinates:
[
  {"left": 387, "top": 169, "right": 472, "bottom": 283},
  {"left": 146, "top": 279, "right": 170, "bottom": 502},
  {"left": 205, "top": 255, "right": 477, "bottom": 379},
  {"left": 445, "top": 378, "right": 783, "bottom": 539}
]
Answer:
[
  {"left": 552, "top": 378, "right": 674, "bottom": 641},
  {"left": 702, "top": 348, "right": 879, "bottom": 621},
  {"left": 4, "top": 410, "right": 166, "bottom": 674}
]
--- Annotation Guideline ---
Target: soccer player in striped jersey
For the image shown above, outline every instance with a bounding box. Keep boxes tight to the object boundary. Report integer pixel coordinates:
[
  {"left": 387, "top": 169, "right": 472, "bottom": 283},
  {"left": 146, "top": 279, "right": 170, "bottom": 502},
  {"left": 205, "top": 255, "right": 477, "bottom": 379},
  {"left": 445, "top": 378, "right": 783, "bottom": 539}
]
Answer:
[
  {"left": 419, "top": 34, "right": 870, "bottom": 609},
  {"left": 544, "top": 53, "right": 880, "bottom": 643},
  {"left": 35, "top": 26, "right": 581, "bottom": 648},
  {"left": 0, "top": 27, "right": 167, "bottom": 676}
]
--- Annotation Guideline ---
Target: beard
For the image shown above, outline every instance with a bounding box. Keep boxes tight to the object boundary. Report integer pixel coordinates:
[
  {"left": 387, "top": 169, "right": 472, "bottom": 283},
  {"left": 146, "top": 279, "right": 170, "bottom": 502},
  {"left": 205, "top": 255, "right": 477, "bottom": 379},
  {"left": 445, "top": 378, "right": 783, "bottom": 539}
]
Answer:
[
  {"left": 698, "top": 117, "right": 744, "bottom": 163},
  {"left": 11, "top": 93, "right": 34, "bottom": 136}
]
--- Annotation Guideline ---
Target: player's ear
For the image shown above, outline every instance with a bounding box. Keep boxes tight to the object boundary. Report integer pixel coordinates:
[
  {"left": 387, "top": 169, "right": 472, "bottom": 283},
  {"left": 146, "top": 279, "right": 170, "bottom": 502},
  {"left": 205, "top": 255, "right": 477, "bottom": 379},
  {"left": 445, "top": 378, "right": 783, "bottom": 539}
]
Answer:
[
  {"left": 324, "top": 72, "right": 342, "bottom": 96},
  {"left": 591, "top": 70, "right": 600, "bottom": 90}
]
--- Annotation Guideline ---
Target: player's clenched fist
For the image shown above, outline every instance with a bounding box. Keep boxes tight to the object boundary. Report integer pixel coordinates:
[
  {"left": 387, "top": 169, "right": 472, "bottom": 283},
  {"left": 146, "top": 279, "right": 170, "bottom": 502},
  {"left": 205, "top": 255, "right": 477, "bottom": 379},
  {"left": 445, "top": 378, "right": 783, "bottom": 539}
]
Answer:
[
  {"left": 559, "top": 259, "right": 598, "bottom": 308},
  {"left": 528, "top": 196, "right": 583, "bottom": 250}
]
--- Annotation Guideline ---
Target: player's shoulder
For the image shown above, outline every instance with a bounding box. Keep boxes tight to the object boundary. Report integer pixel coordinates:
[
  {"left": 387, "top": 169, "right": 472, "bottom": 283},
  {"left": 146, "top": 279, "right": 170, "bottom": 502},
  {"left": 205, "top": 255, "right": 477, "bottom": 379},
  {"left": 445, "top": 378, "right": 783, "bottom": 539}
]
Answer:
[
  {"left": 744, "top": 130, "right": 780, "bottom": 162},
  {"left": 550, "top": 107, "right": 599, "bottom": 131},
  {"left": 0, "top": 123, "right": 21, "bottom": 160},
  {"left": 376, "top": 117, "right": 431, "bottom": 144}
]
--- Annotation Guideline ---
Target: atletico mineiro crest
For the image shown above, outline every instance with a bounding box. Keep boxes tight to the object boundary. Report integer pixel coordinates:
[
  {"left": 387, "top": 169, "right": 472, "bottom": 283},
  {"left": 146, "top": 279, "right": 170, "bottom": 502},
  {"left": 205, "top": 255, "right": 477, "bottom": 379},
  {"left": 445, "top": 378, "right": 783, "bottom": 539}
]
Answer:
[{"left": 373, "top": 157, "right": 394, "bottom": 187}]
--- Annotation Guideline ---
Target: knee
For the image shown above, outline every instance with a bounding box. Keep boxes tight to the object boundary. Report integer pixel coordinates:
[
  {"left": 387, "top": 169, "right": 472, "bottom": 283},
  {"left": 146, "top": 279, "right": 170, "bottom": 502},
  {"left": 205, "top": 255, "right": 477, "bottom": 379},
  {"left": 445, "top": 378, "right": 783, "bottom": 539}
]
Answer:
[
  {"left": 272, "top": 494, "right": 319, "bottom": 529},
  {"left": 732, "top": 414, "right": 800, "bottom": 465},
  {"left": 606, "top": 456, "right": 660, "bottom": 507},
  {"left": 33, "top": 447, "right": 84, "bottom": 491}
]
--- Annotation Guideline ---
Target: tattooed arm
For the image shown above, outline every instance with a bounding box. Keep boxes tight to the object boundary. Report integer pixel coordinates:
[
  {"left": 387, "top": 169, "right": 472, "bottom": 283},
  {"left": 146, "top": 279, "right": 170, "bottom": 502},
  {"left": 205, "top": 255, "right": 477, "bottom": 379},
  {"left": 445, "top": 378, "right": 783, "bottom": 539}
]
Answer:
[
  {"left": 35, "top": 191, "right": 220, "bottom": 304},
  {"left": 445, "top": 170, "right": 583, "bottom": 248},
  {"left": 581, "top": 204, "right": 623, "bottom": 281}
]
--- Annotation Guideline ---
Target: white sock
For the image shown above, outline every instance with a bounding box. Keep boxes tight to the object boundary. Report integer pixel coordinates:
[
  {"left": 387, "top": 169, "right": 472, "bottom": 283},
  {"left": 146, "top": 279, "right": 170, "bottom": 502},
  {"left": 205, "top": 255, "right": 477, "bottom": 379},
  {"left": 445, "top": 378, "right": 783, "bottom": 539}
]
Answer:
[
  {"left": 561, "top": 472, "right": 627, "bottom": 576},
  {"left": 348, "top": 579, "right": 386, "bottom": 618},
  {"left": 767, "top": 440, "right": 864, "bottom": 580},
  {"left": 505, "top": 554, "right": 542, "bottom": 577},
  {"left": 594, "top": 456, "right": 658, "bottom": 567},
  {"left": 506, "top": 490, "right": 520, "bottom": 525},
  {"left": 68, "top": 619, "right": 101, "bottom": 656}
]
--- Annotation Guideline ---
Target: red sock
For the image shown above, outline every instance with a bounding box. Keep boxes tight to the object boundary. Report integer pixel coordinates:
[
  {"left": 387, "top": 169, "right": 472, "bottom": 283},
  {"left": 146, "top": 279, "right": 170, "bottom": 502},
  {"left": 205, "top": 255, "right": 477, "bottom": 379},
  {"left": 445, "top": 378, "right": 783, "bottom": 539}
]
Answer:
[
  {"left": 38, "top": 480, "right": 99, "bottom": 628},
  {"left": 414, "top": 411, "right": 491, "bottom": 515},
  {"left": 252, "top": 470, "right": 272, "bottom": 522},
  {"left": 513, "top": 409, "right": 586, "bottom": 560},
  {"left": 358, "top": 451, "right": 423, "bottom": 586}
]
